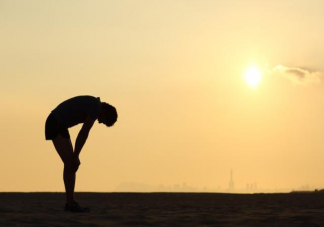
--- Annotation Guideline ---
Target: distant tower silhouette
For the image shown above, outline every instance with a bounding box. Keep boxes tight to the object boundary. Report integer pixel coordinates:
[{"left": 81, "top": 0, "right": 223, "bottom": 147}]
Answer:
[{"left": 228, "top": 170, "right": 235, "bottom": 192}]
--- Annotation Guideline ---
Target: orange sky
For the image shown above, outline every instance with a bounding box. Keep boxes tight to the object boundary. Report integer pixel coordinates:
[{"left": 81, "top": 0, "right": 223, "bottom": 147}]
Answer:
[{"left": 1, "top": 0, "right": 324, "bottom": 192}]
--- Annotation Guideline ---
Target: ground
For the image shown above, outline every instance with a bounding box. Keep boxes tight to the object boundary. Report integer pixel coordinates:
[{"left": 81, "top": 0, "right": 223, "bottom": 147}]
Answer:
[{"left": 1, "top": 192, "right": 324, "bottom": 227}]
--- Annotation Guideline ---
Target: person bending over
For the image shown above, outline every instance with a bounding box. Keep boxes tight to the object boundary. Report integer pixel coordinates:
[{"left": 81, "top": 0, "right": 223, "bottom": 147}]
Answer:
[{"left": 45, "top": 95, "right": 118, "bottom": 212}]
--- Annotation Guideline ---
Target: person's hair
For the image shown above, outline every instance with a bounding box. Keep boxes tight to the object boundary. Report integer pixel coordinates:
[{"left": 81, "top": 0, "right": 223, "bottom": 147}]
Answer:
[{"left": 102, "top": 102, "right": 118, "bottom": 127}]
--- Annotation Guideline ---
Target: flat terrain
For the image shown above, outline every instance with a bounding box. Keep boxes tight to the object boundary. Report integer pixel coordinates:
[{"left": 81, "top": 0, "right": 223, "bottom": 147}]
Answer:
[{"left": 1, "top": 192, "right": 324, "bottom": 226}]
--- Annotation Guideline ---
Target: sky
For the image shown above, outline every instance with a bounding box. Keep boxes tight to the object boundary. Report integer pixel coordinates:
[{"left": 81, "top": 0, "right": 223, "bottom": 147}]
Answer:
[{"left": 1, "top": 0, "right": 324, "bottom": 192}]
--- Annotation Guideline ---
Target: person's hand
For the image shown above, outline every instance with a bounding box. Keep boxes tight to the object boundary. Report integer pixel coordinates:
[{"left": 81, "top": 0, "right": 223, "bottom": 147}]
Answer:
[{"left": 72, "top": 154, "right": 81, "bottom": 173}]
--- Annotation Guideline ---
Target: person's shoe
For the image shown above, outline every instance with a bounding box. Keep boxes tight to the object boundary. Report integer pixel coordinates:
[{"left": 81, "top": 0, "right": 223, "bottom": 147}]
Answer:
[{"left": 64, "top": 201, "right": 90, "bottom": 213}]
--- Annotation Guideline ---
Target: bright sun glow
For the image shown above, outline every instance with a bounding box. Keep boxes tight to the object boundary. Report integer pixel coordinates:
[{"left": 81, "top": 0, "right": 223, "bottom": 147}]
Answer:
[{"left": 245, "top": 66, "right": 262, "bottom": 88}]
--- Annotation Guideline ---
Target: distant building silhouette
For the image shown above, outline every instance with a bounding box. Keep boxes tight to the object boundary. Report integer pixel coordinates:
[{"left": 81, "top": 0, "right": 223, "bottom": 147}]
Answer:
[
  {"left": 228, "top": 170, "right": 235, "bottom": 192},
  {"left": 246, "top": 182, "right": 258, "bottom": 193}
]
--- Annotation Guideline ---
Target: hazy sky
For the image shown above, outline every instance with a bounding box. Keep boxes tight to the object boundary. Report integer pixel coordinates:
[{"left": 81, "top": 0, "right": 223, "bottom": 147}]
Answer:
[{"left": 1, "top": 0, "right": 324, "bottom": 192}]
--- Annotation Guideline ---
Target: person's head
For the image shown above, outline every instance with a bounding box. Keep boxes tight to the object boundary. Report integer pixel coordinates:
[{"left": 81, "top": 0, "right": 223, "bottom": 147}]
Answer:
[{"left": 98, "top": 102, "right": 118, "bottom": 127}]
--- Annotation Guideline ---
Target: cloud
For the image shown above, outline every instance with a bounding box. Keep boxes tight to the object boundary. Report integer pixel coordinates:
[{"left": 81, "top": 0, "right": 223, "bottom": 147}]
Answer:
[{"left": 270, "top": 65, "right": 322, "bottom": 86}]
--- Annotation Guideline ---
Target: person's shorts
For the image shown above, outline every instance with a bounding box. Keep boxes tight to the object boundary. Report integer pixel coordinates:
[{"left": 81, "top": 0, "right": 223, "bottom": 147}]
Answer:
[{"left": 45, "top": 114, "right": 70, "bottom": 140}]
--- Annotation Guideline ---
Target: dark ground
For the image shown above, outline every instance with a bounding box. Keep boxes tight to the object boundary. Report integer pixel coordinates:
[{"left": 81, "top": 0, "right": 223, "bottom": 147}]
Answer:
[{"left": 1, "top": 192, "right": 324, "bottom": 227}]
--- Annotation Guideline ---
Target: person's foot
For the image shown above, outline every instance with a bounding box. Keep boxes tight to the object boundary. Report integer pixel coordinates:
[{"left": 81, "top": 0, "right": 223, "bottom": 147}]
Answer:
[{"left": 64, "top": 201, "right": 90, "bottom": 213}]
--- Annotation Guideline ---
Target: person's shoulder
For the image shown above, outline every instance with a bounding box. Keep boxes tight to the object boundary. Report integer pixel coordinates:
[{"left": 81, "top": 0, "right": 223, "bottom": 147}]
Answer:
[
  {"left": 65, "top": 96, "right": 100, "bottom": 107},
  {"left": 74, "top": 95, "right": 96, "bottom": 99},
  {"left": 81, "top": 95, "right": 100, "bottom": 100},
  {"left": 79, "top": 95, "right": 101, "bottom": 108},
  {"left": 70, "top": 95, "right": 99, "bottom": 102},
  {"left": 87, "top": 96, "right": 101, "bottom": 104}
]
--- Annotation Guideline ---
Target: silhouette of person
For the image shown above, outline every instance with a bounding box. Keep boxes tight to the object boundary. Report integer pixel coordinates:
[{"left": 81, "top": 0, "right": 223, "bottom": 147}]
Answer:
[{"left": 45, "top": 95, "right": 118, "bottom": 212}]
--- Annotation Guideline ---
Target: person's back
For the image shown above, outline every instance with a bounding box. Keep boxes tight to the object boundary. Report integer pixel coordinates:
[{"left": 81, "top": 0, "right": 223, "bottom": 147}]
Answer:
[{"left": 51, "top": 95, "right": 102, "bottom": 128}]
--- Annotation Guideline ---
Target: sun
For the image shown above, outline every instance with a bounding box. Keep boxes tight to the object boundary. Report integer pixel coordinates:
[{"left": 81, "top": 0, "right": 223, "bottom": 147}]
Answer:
[{"left": 245, "top": 66, "right": 262, "bottom": 88}]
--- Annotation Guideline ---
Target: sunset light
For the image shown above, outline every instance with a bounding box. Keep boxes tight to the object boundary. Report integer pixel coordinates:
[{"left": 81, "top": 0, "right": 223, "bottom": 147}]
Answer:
[{"left": 245, "top": 66, "right": 262, "bottom": 88}]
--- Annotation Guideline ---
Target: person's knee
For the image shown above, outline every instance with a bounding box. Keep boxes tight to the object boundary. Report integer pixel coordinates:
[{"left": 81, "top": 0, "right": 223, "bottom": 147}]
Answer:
[{"left": 63, "top": 157, "right": 74, "bottom": 171}]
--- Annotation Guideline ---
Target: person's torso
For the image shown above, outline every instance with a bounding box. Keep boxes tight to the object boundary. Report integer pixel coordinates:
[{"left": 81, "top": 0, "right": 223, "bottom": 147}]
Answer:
[{"left": 51, "top": 95, "right": 101, "bottom": 128}]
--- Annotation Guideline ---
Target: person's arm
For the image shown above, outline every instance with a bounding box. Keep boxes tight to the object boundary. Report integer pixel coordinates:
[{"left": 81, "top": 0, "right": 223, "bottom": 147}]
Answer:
[{"left": 74, "top": 116, "right": 95, "bottom": 156}]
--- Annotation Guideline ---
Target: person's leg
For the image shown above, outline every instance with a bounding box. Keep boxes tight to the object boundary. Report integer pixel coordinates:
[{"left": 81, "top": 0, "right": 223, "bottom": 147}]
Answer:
[{"left": 52, "top": 135, "right": 75, "bottom": 205}]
